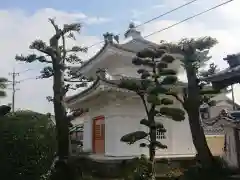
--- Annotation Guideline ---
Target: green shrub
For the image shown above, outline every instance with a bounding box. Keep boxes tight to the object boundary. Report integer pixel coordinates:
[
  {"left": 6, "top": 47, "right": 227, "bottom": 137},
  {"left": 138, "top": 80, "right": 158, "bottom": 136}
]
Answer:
[{"left": 180, "top": 157, "right": 233, "bottom": 180}]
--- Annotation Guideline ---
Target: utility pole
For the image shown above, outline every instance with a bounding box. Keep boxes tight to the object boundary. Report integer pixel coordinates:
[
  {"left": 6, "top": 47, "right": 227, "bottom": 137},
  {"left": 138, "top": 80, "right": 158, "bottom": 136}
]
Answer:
[
  {"left": 231, "top": 84, "right": 236, "bottom": 110},
  {"left": 8, "top": 68, "right": 20, "bottom": 112}
]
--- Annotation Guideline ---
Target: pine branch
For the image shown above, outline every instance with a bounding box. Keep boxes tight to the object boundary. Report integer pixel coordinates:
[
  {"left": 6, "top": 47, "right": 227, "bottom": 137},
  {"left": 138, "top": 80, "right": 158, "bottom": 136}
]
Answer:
[
  {"left": 49, "top": 18, "right": 81, "bottom": 43},
  {"left": 46, "top": 96, "right": 53, "bottom": 102},
  {"left": 29, "top": 40, "right": 55, "bottom": 56},
  {"left": 39, "top": 66, "right": 54, "bottom": 78},
  {"left": 15, "top": 54, "right": 52, "bottom": 63},
  {"left": 65, "top": 54, "right": 83, "bottom": 64},
  {"left": 66, "top": 46, "right": 88, "bottom": 53},
  {"left": 64, "top": 78, "right": 91, "bottom": 83}
]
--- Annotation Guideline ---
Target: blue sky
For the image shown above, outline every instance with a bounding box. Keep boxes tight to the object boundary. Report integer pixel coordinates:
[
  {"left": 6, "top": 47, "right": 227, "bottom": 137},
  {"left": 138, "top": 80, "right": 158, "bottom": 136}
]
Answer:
[
  {"left": 0, "top": 0, "right": 239, "bottom": 113},
  {"left": 0, "top": 0, "right": 199, "bottom": 36}
]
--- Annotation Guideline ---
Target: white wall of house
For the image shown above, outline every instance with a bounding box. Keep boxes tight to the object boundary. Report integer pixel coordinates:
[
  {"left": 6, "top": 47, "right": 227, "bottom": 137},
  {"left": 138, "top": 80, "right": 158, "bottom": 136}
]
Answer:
[
  {"left": 223, "top": 126, "right": 239, "bottom": 168},
  {"left": 82, "top": 115, "right": 92, "bottom": 152},
  {"left": 80, "top": 91, "right": 196, "bottom": 158}
]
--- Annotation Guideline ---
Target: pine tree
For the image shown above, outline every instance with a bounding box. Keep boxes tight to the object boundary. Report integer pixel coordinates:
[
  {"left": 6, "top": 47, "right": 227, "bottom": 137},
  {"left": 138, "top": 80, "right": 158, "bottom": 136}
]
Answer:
[
  {"left": 0, "top": 105, "right": 11, "bottom": 116},
  {"left": 158, "top": 37, "right": 220, "bottom": 167},
  {"left": 118, "top": 48, "right": 185, "bottom": 179},
  {"left": 0, "top": 77, "right": 8, "bottom": 98},
  {"left": 15, "top": 18, "right": 91, "bottom": 180}
]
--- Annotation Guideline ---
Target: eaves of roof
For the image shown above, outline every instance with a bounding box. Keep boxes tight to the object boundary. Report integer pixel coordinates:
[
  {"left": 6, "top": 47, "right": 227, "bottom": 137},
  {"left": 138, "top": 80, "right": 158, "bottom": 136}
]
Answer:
[
  {"left": 65, "top": 77, "right": 187, "bottom": 105},
  {"left": 65, "top": 77, "right": 124, "bottom": 104},
  {"left": 65, "top": 77, "right": 102, "bottom": 104},
  {"left": 75, "top": 42, "right": 137, "bottom": 73},
  {"left": 202, "top": 65, "right": 240, "bottom": 82}
]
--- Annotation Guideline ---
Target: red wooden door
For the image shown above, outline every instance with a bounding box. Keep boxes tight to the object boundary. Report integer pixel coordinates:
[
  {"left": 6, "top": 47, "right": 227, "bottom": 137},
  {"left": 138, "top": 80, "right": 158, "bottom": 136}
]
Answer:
[{"left": 92, "top": 116, "right": 105, "bottom": 154}]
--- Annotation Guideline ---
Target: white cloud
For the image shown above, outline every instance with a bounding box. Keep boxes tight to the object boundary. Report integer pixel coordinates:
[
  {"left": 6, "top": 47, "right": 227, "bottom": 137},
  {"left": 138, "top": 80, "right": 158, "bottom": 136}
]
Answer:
[
  {"left": 1, "top": 0, "right": 240, "bottom": 113},
  {"left": 139, "top": 0, "right": 240, "bottom": 103},
  {"left": 86, "top": 17, "right": 111, "bottom": 25},
  {"left": 0, "top": 8, "right": 105, "bottom": 113}
]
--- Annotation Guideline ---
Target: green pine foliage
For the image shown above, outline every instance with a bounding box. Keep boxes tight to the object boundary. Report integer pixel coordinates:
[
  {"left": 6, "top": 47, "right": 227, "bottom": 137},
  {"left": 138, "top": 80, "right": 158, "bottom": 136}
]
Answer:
[
  {"left": 14, "top": 19, "right": 92, "bottom": 180},
  {"left": 118, "top": 47, "right": 186, "bottom": 178},
  {"left": 157, "top": 37, "right": 227, "bottom": 166},
  {"left": 0, "top": 77, "right": 8, "bottom": 97}
]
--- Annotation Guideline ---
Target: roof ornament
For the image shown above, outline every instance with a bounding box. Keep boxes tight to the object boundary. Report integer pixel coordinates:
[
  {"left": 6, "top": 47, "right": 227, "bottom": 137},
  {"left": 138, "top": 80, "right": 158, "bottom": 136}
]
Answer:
[
  {"left": 96, "top": 68, "right": 107, "bottom": 79},
  {"left": 223, "top": 53, "right": 240, "bottom": 68},
  {"left": 103, "top": 32, "right": 119, "bottom": 44},
  {"left": 124, "top": 22, "right": 142, "bottom": 39}
]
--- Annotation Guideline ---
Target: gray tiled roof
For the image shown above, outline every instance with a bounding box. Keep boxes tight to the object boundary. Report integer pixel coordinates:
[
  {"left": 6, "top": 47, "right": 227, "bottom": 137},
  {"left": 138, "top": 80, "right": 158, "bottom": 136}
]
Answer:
[{"left": 202, "top": 110, "right": 240, "bottom": 135}]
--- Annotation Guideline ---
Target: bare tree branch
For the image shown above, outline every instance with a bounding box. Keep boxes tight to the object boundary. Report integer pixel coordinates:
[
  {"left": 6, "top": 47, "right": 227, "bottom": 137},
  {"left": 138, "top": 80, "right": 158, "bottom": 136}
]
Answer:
[
  {"left": 50, "top": 21, "right": 82, "bottom": 43},
  {"left": 48, "top": 18, "right": 60, "bottom": 33},
  {"left": 166, "top": 92, "right": 185, "bottom": 107},
  {"left": 138, "top": 93, "right": 149, "bottom": 114}
]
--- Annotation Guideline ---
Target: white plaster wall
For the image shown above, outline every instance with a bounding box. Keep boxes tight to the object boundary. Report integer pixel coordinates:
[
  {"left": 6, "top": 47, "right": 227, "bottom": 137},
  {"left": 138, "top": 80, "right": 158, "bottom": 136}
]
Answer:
[
  {"left": 82, "top": 115, "right": 92, "bottom": 152},
  {"left": 100, "top": 94, "right": 195, "bottom": 158},
  {"left": 105, "top": 115, "right": 143, "bottom": 156},
  {"left": 170, "top": 116, "right": 196, "bottom": 157},
  {"left": 103, "top": 98, "right": 146, "bottom": 157},
  {"left": 223, "top": 127, "right": 238, "bottom": 168},
  {"left": 104, "top": 115, "right": 117, "bottom": 155}
]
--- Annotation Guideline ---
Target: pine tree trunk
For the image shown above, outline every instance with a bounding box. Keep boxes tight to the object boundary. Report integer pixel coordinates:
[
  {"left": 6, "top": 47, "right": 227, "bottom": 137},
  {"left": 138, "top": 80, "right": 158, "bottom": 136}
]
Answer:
[
  {"left": 149, "top": 114, "right": 156, "bottom": 180},
  {"left": 149, "top": 132, "right": 156, "bottom": 180},
  {"left": 52, "top": 63, "right": 69, "bottom": 160},
  {"left": 50, "top": 61, "right": 70, "bottom": 180},
  {"left": 50, "top": 37, "right": 69, "bottom": 161},
  {"left": 185, "top": 64, "right": 214, "bottom": 167}
]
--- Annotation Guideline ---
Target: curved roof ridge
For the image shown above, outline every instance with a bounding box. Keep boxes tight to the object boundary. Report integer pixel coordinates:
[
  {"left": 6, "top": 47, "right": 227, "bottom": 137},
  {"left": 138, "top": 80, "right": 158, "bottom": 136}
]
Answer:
[
  {"left": 71, "top": 38, "right": 159, "bottom": 74},
  {"left": 65, "top": 77, "right": 187, "bottom": 104},
  {"left": 72, "top": 42, "right": 137, "bottom": 73}
]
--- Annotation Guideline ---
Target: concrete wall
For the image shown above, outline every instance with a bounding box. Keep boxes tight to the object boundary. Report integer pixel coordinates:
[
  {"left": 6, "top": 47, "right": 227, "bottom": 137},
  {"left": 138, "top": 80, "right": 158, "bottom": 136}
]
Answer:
[
  {"left": 206, "top": 135, "right": 225, "bottom": 157},
  {"left": 223, "top": 127, "right": 239, "bottom": 168},
  {"left": 75, "top": 91, "right": 237, "bottom": 159}
]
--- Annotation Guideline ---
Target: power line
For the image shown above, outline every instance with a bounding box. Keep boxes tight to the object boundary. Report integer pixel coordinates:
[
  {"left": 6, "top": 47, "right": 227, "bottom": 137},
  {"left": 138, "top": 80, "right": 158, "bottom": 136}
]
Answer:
[
  {"left": 16, "top": 68, "right": 35, "bottom": 74},
  {"left": 15, "top": 66, "right": 42, "bottom": 74},
  {"left": 135, "top": 0, "right": 199, "bottom": 28},
  {"left": 87, "top": 0, "right": 199, "bottom": 49},
  {"left": 18, "top": 77, "right": 38, "bottom": 83},
  {"left": 8, "top": 67, "right": 39, "bottom": 112},
  {"left": 145, "top": 0, "right": 234, "bottom": 38},
  {"left": 90, "top": 0, "right": 233, "bottom": 49}
]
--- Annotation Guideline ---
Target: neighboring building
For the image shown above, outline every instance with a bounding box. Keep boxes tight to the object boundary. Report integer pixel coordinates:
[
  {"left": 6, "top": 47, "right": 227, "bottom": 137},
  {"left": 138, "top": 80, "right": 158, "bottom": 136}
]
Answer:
[
  {"left": 204, "top": 109, "right": 240, "bottom": 169},
  {"left": 202, "top": 53, "right": 240, "bottom": 169},
  {"left": 221, "top": 111, "right": 240, "bottom": 169},
  {"left": 201, "top": 93, "right": 240, "bottom": 157}
]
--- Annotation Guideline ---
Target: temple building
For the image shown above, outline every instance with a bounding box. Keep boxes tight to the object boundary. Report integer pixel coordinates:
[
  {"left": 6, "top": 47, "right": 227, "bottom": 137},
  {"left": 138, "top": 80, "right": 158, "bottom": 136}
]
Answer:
[{"left": 65, "top": 24, "right": 235, "bottom": 161}]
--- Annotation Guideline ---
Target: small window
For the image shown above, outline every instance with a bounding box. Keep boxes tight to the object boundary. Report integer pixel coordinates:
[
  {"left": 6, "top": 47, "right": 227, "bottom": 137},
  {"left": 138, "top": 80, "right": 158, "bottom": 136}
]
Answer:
[{"left": 156, "top": 128, "right": 166, "bottom": 139}]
